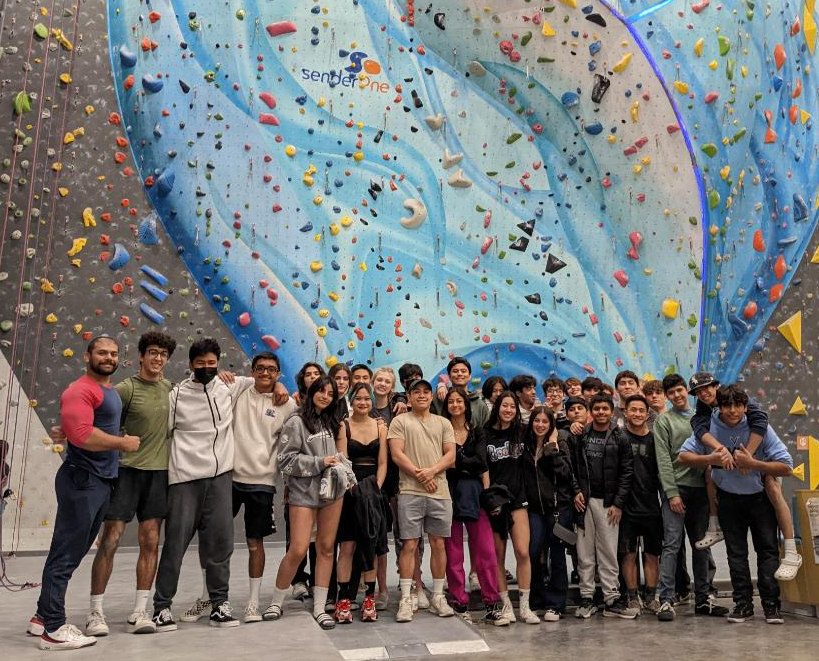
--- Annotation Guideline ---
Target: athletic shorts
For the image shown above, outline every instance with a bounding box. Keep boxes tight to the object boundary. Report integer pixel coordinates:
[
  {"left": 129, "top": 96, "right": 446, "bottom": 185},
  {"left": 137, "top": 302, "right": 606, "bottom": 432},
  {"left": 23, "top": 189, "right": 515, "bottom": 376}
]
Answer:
[
  {"left": 105, "top": 466, "right": 168, "bottom": 523},
  {"left": 396, "top": 494, "right": 452, "bottom": 539},
  {"left": 618, "top": 513, "right": 663, "bottom": 556},
  {"left": 232, "top": 485, "right": 276, "bottom": 539}
]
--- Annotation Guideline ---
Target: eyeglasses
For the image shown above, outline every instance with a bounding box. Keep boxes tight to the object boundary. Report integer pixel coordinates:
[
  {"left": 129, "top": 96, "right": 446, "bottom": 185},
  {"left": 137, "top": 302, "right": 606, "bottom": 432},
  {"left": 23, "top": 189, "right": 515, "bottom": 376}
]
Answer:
[
  {"left": 545, "top": 389, "right": 564, "bottom": 396},
  {"left": 146, "top": 349, "right": 170, "bottom": 359},
  {"left": 253, "top": 366, "right": 280, "bottom": 374}
]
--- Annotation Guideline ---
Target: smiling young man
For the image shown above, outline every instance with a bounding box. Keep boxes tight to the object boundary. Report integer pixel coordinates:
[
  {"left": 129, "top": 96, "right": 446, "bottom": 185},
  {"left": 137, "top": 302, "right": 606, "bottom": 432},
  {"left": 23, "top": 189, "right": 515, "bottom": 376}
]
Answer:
[
  {"left": 389, "top": 378, "right": 456, "bottom": 622},
  {"left": 152, "top": 338, "right": 241, "bottom": 631},
  {"left": 32, "top": 337, "right": 140, "bottom": 650},
  {"left": 679, "top": 385, "right": 793, "bottom": 624},
  {"left": 653, "top": 374, "right": 727, "bottom": 622},
  {"left": 570, "top": 394, "right": 636, "bottom": 619},
  {"left": 82, "top": 332, "right": 176, "bottom": 637},
  {"left": 433, "top": 357, "right": 489, "bottom": 428},
  {"left": 509, "top": 374, "right": 539, "bottom": 423}
]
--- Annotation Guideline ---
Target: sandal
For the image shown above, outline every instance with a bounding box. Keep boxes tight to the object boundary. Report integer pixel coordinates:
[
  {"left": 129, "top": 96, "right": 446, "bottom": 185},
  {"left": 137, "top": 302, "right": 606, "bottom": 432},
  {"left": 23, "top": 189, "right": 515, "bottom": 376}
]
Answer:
[
  {"left": 774, "top": 553, "right": 803, "bottom": 581},
  {"left": 262, "top": 604, "right": 282, "bottom": 621},
  {"left": 314, "top": 612, "right": 335, "bottom": 630}
]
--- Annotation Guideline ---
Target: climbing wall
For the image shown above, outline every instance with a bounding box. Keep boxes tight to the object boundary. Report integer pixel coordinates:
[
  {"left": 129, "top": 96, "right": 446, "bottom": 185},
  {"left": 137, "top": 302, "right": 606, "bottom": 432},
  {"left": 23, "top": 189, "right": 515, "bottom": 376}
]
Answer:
[{"left": 1, "top": 0, "right": 818, "bottom": 549}]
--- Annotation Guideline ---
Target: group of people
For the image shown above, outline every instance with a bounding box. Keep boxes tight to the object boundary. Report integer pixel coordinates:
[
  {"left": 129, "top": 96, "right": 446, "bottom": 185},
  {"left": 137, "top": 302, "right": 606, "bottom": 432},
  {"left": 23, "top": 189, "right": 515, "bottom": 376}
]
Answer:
[{"left": 26, "top": 332, "right": 800, "bottom": 650}]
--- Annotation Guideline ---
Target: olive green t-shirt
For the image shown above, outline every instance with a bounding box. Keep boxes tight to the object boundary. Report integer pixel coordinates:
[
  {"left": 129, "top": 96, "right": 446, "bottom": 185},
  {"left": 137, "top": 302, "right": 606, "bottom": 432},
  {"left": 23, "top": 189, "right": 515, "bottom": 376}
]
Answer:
[{"left": 116, "top": 376, "right": 173, "bottom": 470}]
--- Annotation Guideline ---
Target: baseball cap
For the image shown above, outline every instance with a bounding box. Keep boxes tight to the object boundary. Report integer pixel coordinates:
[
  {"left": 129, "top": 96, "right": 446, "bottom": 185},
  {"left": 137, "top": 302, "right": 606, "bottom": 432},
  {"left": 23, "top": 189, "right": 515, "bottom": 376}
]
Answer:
[
  {"left": 564, "top": 396, "right": 588, "bottom": 410},
  {"left": 688, "top": 371, "right": 719, "bottom": 394},
  {"left": 407, "top": 378, "right": 434, "bottom": 393}
]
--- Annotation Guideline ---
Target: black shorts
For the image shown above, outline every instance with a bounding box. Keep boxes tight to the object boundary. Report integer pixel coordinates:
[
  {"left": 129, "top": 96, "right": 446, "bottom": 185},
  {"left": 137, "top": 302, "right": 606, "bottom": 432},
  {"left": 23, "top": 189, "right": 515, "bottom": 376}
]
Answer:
[
  {"left": 232, "top": 485, "right": 276, "bottom": 539},
  {"left": 105, "top": 466, "right": 168, "bottom": 523},
  {"left": 618, "top": 513, "right": 663, "bottom": 556}
]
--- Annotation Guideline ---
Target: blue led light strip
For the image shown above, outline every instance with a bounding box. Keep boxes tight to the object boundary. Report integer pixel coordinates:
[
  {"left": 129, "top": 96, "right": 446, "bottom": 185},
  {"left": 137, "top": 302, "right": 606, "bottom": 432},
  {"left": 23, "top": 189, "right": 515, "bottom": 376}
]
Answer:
[{"left": 624, "top": 0, "right": 681, "bottom": 24}]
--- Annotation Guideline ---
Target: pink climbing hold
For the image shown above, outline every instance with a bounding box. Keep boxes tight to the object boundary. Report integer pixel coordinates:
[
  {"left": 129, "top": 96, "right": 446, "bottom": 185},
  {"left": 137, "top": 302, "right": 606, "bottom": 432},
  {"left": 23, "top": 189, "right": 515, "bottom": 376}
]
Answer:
[
  {"left": 691, "top": 0, "right": 710, "bottom": 14},
  {"left": 613, "top": 270, "right": 629, "bottom": 287},
  {"left": 481, "top": 237, "right": 494, "bottom": 254},
  {"left": 499, "top": 40, "right": 514, "bottom": 55},
  {"left": 259, "top": 92, "right": 277, "bottom": 109},
  {"left": 259, "top": 113, "right": 280, "bottom": 126},
  {"left": 704, "top": 91, "right": 719, "bottom": 103},
  {"left": 629, "top": 231, "right": 643, "bottom": 249},
  {"left": 238, "top": 312, "right": 251, "bottom": 327},
  {"left": 666, "top": 124, "right": 680, "bottom": 134},
  {"left": 261, "top": 335, "right": 281, "bottom": 351},
  {"left": 259, "top": 279, "right": 269, "bottom": 289},
  {"left": 484, "top": 211, "right": 492, "bottom": 228},
  {"left": 266, "top": 21, "right": 298, "bottom": 37}
]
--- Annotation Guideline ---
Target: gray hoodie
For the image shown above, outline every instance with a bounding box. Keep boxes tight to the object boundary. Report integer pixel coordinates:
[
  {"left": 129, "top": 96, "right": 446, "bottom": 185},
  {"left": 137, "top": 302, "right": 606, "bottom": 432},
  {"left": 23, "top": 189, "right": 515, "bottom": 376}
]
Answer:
[
  {"left": 167, "top": 377, "right": 245, "bottom": 485},
  {"left": 279, "top": 414, "right": 339, "bottom": 508}
]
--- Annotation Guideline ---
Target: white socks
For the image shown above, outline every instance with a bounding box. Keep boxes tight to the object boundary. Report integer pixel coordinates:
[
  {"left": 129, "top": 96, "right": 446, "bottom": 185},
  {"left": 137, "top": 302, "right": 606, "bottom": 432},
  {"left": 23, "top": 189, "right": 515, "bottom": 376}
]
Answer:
[
  {"left": 500, "top": 590, "right": 511, "bottom": 604},
  {"left": 432, "top": 578, "right": 445, "bottom": 596},
  {"left": 784, "top": 538, "right": 798, "bottom": 555},
  {"left": 519, "top": 588, "right": 530, "bottom": 609},
  {"left": 399, "top": 579, "right": 413, "bottom": 600},
  {"left": 270, "top": 586, "right": 288, "bottom": 608},
  {"left": 134, "top": 590, "right": 150, "bottom": 613},
  {"left": 312, "top": 586, "right": 329, "bottom": 618},
  {"left": 90, "top": 594, "right": 104, "bottom": 614},
  {"left": 200, "top": 568, "right": 210, "bottom": 601},
  {"left": 249, "top": 577, "right": 262, "bottom": 606},
  {"left": 708, "top": 516, "right": 721, "bottom": 532}
]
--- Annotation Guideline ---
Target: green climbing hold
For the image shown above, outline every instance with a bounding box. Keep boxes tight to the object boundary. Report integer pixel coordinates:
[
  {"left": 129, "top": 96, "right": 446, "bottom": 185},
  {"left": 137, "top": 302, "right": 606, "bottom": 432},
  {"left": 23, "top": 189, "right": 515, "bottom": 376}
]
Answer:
[
  {"left": 732, "top": 127, "right": 746, "bottom": 142},
  {"left": 726, "top": 58, "right": 735, "bottom": 81},
  {"left": 701, "top": 143, "right": 718, "bottom": 157},
  {"left": 506, "top": 133, "right": 522, "bottom": 144},
  {"left": 0, "top": 320, "right": 12, "bottom": 332},
  {"left": 34, "top": 23, "right": 48, "bottom": 39},
  {"left": 236, "top": 9, "right": 246, "bottom": 20},
  {"left": 13, "top": 91, "right": 31, "bottom": 116},
  {"left": 521, "top": 31, "right": 533, "bottom": 47},
  {"left": 718, "top": 35, "right": 730, "bottom": 56},
  {"left": 504, "top": 161, "right": 516, "bottom": 169},
  {"left": 708, "top": 190, "right": 720, "bottom": 209},
  {"left": 688, "top": 216, "right": 699, "bottom": 226}
]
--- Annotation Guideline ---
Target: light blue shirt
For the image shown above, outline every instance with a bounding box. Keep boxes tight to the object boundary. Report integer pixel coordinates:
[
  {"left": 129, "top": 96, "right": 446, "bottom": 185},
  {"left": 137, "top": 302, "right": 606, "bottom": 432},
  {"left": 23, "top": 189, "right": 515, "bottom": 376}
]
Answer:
[{"left": 679, "top": 410, "right": 792, "bottom": 495}]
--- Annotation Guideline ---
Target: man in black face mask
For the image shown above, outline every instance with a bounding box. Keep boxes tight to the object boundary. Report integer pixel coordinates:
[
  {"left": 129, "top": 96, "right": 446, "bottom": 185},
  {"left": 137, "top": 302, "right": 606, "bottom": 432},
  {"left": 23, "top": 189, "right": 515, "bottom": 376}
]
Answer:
[{"left": 152, "top": 338, "right": 241, "bottom": 630}]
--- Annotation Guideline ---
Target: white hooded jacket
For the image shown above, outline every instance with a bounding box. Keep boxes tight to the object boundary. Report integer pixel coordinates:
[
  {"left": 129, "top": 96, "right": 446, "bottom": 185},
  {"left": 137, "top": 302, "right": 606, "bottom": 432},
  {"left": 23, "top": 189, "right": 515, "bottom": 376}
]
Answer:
[{"left": 167, "top": 376, "right": 246, "bottom": 485}]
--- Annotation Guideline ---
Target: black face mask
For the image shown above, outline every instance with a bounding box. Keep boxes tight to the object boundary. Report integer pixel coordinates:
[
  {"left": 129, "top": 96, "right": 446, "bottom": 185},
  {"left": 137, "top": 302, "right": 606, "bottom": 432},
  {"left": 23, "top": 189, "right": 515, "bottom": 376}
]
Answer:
[{"left": 193, "top": 367, "right": 218, "bottom": 384}]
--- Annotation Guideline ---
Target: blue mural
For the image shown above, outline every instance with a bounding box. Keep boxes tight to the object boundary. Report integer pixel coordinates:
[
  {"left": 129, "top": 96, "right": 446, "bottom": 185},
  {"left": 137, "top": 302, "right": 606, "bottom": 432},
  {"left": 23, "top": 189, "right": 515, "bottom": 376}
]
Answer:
[{"left": 108, "top": 0, "right": 817, "bottom": 389}]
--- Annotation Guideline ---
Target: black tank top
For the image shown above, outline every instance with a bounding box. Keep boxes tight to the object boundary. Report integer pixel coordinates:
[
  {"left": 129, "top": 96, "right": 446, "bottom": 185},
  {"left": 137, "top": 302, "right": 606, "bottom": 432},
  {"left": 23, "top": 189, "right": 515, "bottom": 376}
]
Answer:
[{"left": 344, "top": 420, "right": 380, "bottom": 480}]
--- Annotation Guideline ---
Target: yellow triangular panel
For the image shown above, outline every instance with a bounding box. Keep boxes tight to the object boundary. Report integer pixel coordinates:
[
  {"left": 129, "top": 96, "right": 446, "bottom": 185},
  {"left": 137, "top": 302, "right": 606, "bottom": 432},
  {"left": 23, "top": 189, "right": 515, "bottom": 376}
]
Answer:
[
  {"left": 810, "top": 437, "right": 819, "bottom": 490},
  {"left": 777, "top": 311, "right": 802, "bottom": 353},
  {"left": 811, "top": 243, "right": 819, "bottom": 262},
  {"left": 806, "top": 5, "right": 817, "bottom": 54},
  {"left": 792, "top": 463, "right": 805, "bottom": 481},
  {"left": 790, "top": 396, "right": 807, "bottom": 415}
]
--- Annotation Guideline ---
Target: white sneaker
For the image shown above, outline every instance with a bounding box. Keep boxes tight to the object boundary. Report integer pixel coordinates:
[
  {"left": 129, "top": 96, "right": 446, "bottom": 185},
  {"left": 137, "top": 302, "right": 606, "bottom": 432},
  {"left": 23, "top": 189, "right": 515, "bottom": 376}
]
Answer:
[
  {"left": 468, "top": 572, "right": 481, "bottom": 593},
  {"left": 520, "top": 603, "right": 540, "bottom": 625},
  {"left": 180, "top": 598, "right": 211, "bottom": 622},
  {"left": 428, "top": 594, "right": 455, "bottom": 617},
  {"left": 244, "top": 603, "right": 262, "bottom": 623},
  {"left": 27, "top": 614, "right": 45, "bottom": 636},
  {"left": 40, "top": 624, "right": 97, "bottom": 650},
  {"left": 291, "top": 582, "right": 310, "bottom": 601},
  {"left": 85, "top": 611, "right": 109, "bottom": 637},
  {"left": 396, "top": 596, "right": 414, "bottom": 623},
  {"left": 501, "top": 598, "right": 517, "bottom": 623},
  {"left": 416, "top": 587, "right": 430, "bottom": 610},
  {"left": 542, "top": 609, "right": 561, "bottom": 622},
  {"left": 695, "top": 529, "right": 724, "bottom": 550},
  {"left": 126, "top": 609, "right": 156, "bottom": 634}
]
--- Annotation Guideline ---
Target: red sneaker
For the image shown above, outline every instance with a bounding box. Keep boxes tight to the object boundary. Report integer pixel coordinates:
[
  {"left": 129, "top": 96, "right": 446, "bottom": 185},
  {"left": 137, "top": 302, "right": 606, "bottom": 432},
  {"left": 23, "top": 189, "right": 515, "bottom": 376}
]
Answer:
[
  {"left": 333, "top": 599, "right": 353, "bottom": 624},
  {"left": 27, "top": 614, "right": 44, "bottom": 636},
  {"left": 360, "top": 596, "right": 378, "bottom": 622}
]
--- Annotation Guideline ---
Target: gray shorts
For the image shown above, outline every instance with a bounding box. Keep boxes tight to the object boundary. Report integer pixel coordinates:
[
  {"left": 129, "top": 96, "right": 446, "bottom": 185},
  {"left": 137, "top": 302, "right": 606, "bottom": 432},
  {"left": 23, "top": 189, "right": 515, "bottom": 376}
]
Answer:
[{"left": 396, "top": 494, "right": 453, "bottom": 539}]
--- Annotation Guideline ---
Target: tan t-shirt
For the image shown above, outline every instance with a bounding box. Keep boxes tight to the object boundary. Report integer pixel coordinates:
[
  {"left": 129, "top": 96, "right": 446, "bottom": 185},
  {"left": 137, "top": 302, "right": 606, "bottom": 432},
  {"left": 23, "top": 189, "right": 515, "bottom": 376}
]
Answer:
[{"left": 388, "top": 412, "right": 455, "bottom": 500}]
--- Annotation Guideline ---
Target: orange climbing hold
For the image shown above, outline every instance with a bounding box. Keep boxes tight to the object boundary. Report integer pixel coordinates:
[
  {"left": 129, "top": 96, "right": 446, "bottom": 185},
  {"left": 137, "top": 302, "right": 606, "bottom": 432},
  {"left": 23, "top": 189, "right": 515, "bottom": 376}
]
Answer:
[
  {"left": 148, "top": 11, "right": 161, "bottom": 23},
  {"left": 789, "top": 105, "right": 799, "bottom": 124},
  {"left": 124, "top": 75, "right": 134, "bottom": 90},
  {"left": 774, "top": 43, "right": 786, "bottom": 70},
  {"left": 743, "top": 301, "right": 758, "bottom": 319},
  {"left": 769, "top": 283, "right": 783, "bottom": 302},
  {"left": 752, "top": 229, "right": 766, "bottom": 252},
  {"left": 793, "top": 79, "right": 802, "bottom": 99},
  {"left": 774, "top": 254, "right": 787, "bottom": 280},
  {"left": 109, "top": 112, "right": 121, "bottom": 125},
  {"left": 764, "top": 126, "right": 777, "bottom": 144}
]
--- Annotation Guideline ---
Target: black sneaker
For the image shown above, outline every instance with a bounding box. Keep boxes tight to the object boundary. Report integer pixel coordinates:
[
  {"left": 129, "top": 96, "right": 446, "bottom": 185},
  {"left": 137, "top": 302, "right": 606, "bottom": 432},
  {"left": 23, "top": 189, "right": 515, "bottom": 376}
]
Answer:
[
  {"left": 570, "top": 570, "right": 579, "bottom": 585},
  {"left": 695, "top": 598, "right": 729, "bottom": 617},
  {"left": 656, "top": 601, "right": 675, "bottom": 622},
  {"left": 727, "top": 602, "right": 754, "bottom": 623},
  {"left": 484, "top": 602, "right": 511, "bottom": 626},
  {"left": 603, "top": 599, "right": 639, "bottom": 619},
  {"left": 209, "top": 602, "right": 240, "bottom": 628},
  {"left": 763, "top": 604, "right": 784, "bottom": 624},
  {"left": 152, "top": 608, "right": 178, "bottom": 632}
]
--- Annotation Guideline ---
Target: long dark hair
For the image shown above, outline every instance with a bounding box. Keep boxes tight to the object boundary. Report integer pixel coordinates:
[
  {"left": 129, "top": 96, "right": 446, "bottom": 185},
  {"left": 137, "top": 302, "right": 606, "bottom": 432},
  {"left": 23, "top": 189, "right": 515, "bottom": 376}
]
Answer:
[
  {"left": 442, "top": 386, "right": 472, "bottom": 434},
  {"left": 299, "top": 375, "right": 340, "bottom": 436},
  {"left": 296, "top": 362, "right": 325, "bottom": 397},
  {"left": 486, "top": 391, "right": 523, "bottom": 454},
  {"left": 524, "top": 405, "right": 556, "bottom": 457}
]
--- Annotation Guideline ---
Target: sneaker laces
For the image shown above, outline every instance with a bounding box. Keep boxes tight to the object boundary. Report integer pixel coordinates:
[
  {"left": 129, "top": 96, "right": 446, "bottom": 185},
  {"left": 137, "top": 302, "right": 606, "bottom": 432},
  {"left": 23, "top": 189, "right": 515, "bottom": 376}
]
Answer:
[
  {"left": 216, "top": 602, "right": 233, "bottom": 617},
  {"left": 66, "top": 624, "right": 86, "bottom": 639}
]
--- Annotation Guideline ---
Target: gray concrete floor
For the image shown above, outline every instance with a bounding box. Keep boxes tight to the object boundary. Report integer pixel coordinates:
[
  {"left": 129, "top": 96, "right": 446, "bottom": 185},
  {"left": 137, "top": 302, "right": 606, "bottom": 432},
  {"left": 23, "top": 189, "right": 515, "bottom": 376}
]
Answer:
[{"left": 1, "top": 544, "right": 817, "bottom": 660}]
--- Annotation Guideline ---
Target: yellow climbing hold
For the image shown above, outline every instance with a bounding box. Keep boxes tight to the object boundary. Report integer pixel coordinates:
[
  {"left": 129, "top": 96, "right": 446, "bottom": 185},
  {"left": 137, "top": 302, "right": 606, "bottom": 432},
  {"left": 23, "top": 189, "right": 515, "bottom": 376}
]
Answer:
[
  {"left": 310, "top": 261, "right": 324, "bottom": 273},
  {"left": 314, "top": 233, "right": 322, "bottom": 242},
  {"left": 52, "top": 444, "right": 64, "bottom": 453},
  {"left": 708, "top": 59, "right": 719, "bottom": 70},
  {"left": 347, "top": 341, "right": 356, "bottom": 350},
  {"left": 312, "top": 195, "right": 323, "bottom": 205},
  {"left": 673, "top": 80, "right": 689, "bottom": 94},
  {"left": 740, "top": 65, "right": 748, "bottom": 78},
  {"left": 59, "top": 73, "right": 72, "bottom": 85},
  {"left": 811, "top": 243, "right": 819, "bottom": 263},
  {"left": 72, "top": 324, "right": 83, "bottom": 334},
  {"left": 82, "top": 207, "right": 96, "bottom": 228},
  {"left": 66, "top": 237, "right": 86, "bottom": 256},
  {"left": 630, "top": 101, "right": 639, "bottom": 122},
  {"left": 285, "top": 144, "right": 296, "bottom": 157},
  {"left": 800, "top": 109, "right": 811, "bottom": 124},
  {"left": 661, "top": 298, "right": 680, "bottom": 319},
  {"left": 51, "top": 162, "right": 62, "bottom": 172},
  {"left": 792, "top": 463, "right": 805, "bottom": 481},
  {"left": 719, "top": 165, "right": 731, "bottom": 180},
  {"left": 63, "top": 132, "right": 75, "bottom": 145},
  {"left": 40, "top": 279, "right": 55, "bottom": 293},
  {"left": 328, "top": 291, "right": 339, "bottom": 302},
  {"left": 612, "top": 53, "right": 632, "bottom": 73},
  {"left": 45, "top": 313, "right": 58, "bottom": 323},
  {"left": 316, "top": 326, "right": 328, "bottom": 338},
  {"left": 777, "top": 311, "right": 802, "bottom": 352},
  {"left": 62, "top": 349, "right": 74, "bottom": 358},
  {"left": 353, "top": 151, "right": 364, "bottom": 161},
  {"left": 85, "top": 105, "right": 95, "bottom": 115},
  {"left": 71, "top": 259, "right": 81, "bottom": 268},
  {"left": 557, "top": 0, "right": 578, "bottom": 7},
  {"left": 58, "top": 187, "right": 69, "bottom": 197},
  {"left": 318, "top": 309, "right": 330, "bottom": 318},
  {"left": 51, "top": 27, "right": 73, "bottom": 50},
  {"left": 73, "top": 127, "right": 85, "bottom": 137},
  {"left": 789, "top": 396, "right": 807, "bottom": 416},
  {"left": 302, "top": 174, "right": 314, "bottom": 186},
  {"left": 694, "top": 38, "right": 704, "bottom": 57},
  {"left": 340, "top": 215, "right": 353, "bottom": 227},
  {"left": 359, "top": 262, "right": 367, "bottom": 272},
  {"left": 325, "top": 356, "right": 338, "bottom": 368},
  {"left": 541, "top": 21, "right": 556, "bottom": 37},
  {"left": 329, "top": 222, "right": 340, "bottom": 236},
  {"left": 317, "top": 96, "right": 326, "bottom": 108}
]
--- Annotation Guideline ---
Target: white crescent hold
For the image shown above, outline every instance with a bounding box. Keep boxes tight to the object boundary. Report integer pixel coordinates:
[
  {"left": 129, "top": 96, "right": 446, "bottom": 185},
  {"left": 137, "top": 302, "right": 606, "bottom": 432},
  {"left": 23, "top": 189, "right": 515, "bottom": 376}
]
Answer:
[{"left": 400, "top": 198, "right": 428, "bottom": 229}]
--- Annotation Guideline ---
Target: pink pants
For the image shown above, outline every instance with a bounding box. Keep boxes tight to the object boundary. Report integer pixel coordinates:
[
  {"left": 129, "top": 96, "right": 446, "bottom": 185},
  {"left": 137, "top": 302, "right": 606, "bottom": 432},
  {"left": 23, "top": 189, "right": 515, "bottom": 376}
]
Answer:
[{"left": 444, "top": 509, "right": 500, "bottom": 605}]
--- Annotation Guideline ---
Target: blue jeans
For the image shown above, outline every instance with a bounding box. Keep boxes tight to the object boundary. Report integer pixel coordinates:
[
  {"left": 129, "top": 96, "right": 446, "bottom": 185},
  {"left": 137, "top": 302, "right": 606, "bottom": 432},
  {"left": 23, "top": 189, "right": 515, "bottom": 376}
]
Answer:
[
  {"left": 37, "top": 463, "right": 111, "bottom": 632},
  {"left": 528, "top": 508, "right": 572, "bottom": 612},
  {"left": 659, "top": 485, "right": 709, "bottom": 605}
]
